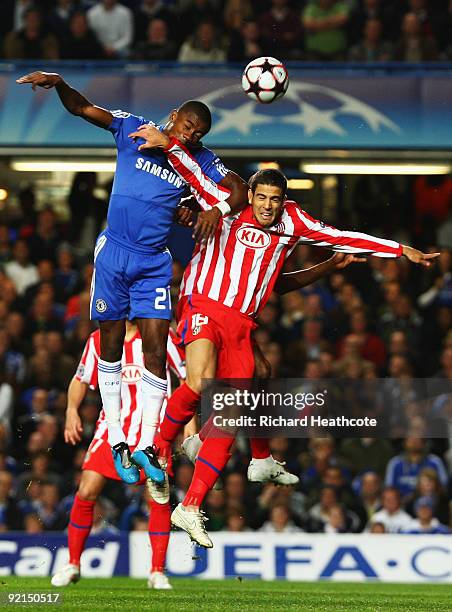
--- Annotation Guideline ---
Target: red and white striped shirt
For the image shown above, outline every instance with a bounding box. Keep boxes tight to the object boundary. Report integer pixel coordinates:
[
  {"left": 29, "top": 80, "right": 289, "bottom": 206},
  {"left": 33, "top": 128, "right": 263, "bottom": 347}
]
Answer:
[
  {"left": 180, "top": 200, "right": 402, "bottom": 318},
  {"left": 75, "top": 328, "right": 186, "bottom": 446}
]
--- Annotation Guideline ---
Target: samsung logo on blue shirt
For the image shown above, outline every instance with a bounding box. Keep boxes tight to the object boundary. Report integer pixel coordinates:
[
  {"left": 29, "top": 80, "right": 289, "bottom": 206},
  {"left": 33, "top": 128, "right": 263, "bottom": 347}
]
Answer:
[{"left": 135, "top": 158, "right": 184, "bottom": 188}]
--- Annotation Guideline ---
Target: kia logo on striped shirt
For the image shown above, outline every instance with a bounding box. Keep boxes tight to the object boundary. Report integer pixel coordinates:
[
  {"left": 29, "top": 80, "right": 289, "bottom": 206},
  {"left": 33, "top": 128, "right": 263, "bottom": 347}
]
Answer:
[
  {"left": 236, "top": 227, "right": 271, "bottom": 249},
  {"left": 122, "top": 365, "right": 142, "bottom": 384}
]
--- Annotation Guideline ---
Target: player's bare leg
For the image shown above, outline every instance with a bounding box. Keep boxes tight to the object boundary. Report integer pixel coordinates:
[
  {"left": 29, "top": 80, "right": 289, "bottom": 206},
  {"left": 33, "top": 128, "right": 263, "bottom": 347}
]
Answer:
[
  {"left": 132, "top": 318, "right": 170, "bottom": 482},
  {"left": 51, "top": 471, "right": 106, "bottom": 587},
  {"left": 98, "top": 320, "right": 139, "bottom": 483}
]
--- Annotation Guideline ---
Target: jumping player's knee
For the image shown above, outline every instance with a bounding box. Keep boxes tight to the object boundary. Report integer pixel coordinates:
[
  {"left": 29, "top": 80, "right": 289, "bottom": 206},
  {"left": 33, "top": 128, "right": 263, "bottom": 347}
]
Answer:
[{"left": 77, "top": 484, "right": 99, "bottom": 502}]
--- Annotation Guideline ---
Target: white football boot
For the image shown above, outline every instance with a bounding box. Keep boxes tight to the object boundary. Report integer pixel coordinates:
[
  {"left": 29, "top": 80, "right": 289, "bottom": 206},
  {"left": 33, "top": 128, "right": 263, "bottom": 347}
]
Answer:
[
  {"left": 51, "top": 564, "right": 80, "bottom": 587},
  {"left": 146, "top": 458, "right": 170, "bottom": 504},
  {"left": 171, "top": 503, "right": 213, "bottom": 548},
  {"left": 247, "top": 456, "right": 299, "bottom": 486},
  {"left": 147, "top": 571, "right": 173, "bottom": 590}
]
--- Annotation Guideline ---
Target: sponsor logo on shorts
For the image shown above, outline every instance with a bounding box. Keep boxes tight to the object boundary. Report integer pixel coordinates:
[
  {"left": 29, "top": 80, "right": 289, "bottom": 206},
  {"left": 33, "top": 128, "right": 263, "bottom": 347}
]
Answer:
[
  {"left": 236, "top": 226, "right": 271, "bottom": 250},
  {"left": 96, "top": 299, "right": 107, "bottom": 313},
  {"left": 192, "top": 313, "right": 209, "bottom": 335}
]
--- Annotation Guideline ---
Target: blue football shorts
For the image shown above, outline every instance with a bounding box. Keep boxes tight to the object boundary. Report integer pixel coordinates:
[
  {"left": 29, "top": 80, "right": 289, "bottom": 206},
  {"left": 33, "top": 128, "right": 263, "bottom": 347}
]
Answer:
[{"left": 90, "top": 231, "right": 172, "bottom": 321}]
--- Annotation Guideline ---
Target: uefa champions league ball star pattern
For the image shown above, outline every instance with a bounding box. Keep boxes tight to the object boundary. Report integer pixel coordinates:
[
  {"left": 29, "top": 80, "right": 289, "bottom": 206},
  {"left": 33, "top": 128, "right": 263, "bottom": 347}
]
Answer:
[{"left": 241, "top": 57, "right": 289, "bottom": 104}]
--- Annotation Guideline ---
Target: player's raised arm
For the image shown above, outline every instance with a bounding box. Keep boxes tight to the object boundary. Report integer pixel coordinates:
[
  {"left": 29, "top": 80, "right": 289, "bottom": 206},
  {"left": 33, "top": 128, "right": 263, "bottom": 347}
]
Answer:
[
  {"left": 16, "top": 71, "right": 113, "bottom": 129},
  {"left": 274, "top": 253, "right": 365, "bottom": 295},
  {"left": 292, "top": 205, "right": 440, "bottom": 265}
]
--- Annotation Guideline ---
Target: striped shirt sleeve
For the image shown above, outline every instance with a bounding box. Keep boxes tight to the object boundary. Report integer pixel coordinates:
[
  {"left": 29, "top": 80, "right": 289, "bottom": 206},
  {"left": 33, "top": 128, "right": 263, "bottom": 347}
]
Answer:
[
  {"left": 293, "top": 206, "right": 402, "bottom": 258},
  {"left": 164, "top": 137, "right": 231, "bottom": 210},
  {"left": 75, "top": 333, "right": 99, "bottom": 390}
]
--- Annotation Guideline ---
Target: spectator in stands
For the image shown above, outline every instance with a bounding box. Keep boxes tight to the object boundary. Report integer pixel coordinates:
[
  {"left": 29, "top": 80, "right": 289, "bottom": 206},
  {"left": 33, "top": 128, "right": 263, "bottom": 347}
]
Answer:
[
  {"left": 133, "top": 0, "right": 177, "bottom": 45},
  {"left": 91, "top": 498, "right": 119, "bottom": 535},
  {"left": 0, "top": 470, "right": 23, "bottom": 530},
  {"left": 48, "top": 0, "right": 76, "bottom": 40},
  {"left": 356, "top": 471, "right": 382, "bottom": 523},
  {"left": 339, "top": 438, "right": 394, "bottom": 479},
  {"left": 223, "top": 0, "right": 254, "bottom": 33},
  {"left": 368, "top": 487, "right": 412, "bottom": 533},
  {"left": 394, "top": 12, "right": 438, "bottom": 62},
  {"left": 258, "top": 0, "right": 302, "bottom": 60},
  {"left": 4, "top": 7, "right": 59, "bottom": 59},
  {"left": 369, "top": 521, "right": 385, "bottom": 533},
  {"left": 337, "top": 307, "right": 386, "bottom": 372},
  {"left": 67, "top": 173, "right": 107, "bottom": 249},
  {"left": 204, "top": 489, "right": 226, "bottom": 531},
  {"left": 385, "top": 438, "right": 448, "bottom": 501},
  {"left": 178, "top": 20, "right": 226, "bottom": 63},
  {"left": 134, "top": 18, "right": 178, "bottom": 60},
  {"left": 225, "top": 509, "right": 248, "bottom": 532},
  {"left": 178, "top": 0, "right": 218, "bottom": 41},
  {"left": 348, "top": 18, "right": 393, "bottom": 62},
  {"left": 27, "top": 208, "right": 61, "bottom": 265},
  {"left": 0, "top": 327, "right": 26, "bottom": 386},
  {"left": 414, "top": 176, "right": 452, "bottom": 244},
  {"left": 0, "top": 225, "right": 11, "bottom": 265},
  {"left": 404, "top": 496, "right": 450, "bottom": 534},
  {"left": 87, "top": 0, "right": 134, "bottom": 58},
  {"left": 173, "top": 462, "right": 194, "bottom": 503},
  {"left": 0, "top": 372, "right": 13, "bottom": 447},
  {"left": 23, "top": 513, "right": 43, "bottom": 533},
  {"left": 347, "top": 0, "right": 401, "bottom": 45},
  {"left": 4, "top": 240, "right": 38, "bottom": 296},
  {"left": 322, "top": 504, "right": 349, "bottom": 533},
  {"left": 54, "top": 245, "right": 79, "bottom": 301},
  {"left": 260, "top": 503, "right": 302, "bottom": 533},
  {"left": 227, "top": 19, "right": 263, "bottom": 62},
  {"left": 303, "top": 0, "right": 350, "bottom": 61},
  {"left": 61, "top": 11, "right": 104, "bottom": 60},
  {"left": 36, "top": 481, "right": 65, "bottom": 530},
  {"left": 406, "top": 467, "right": 450, "bottom": 525}
]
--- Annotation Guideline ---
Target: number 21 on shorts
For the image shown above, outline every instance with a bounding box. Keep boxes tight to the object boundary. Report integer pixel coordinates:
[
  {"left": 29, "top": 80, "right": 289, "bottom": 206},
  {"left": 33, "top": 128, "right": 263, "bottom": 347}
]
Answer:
[{"left": 154, "top": 287, "right": 171, "bottom": 310}]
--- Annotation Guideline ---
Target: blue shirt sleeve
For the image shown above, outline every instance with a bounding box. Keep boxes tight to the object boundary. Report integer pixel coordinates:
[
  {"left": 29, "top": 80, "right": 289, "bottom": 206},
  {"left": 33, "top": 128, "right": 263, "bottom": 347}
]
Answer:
[
  {"left": 108, "top": 110, "right": 151, "bottom": 150},
  {"left": 195, "top": 146, "right": 229, "bottom": 184}
]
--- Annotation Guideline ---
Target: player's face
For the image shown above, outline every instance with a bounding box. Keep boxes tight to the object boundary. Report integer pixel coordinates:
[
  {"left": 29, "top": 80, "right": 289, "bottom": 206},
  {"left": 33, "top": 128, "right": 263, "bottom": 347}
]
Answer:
[
  {"left": 250, "top": 183, "right": 284, "bottom": 227},
  {"left": 168, "top": 111, "right": 209, "bottom": 147}
]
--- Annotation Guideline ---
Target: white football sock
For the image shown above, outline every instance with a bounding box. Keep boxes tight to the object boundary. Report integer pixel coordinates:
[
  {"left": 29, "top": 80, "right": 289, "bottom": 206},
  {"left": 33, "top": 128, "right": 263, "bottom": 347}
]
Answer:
[
  {"left": 98, "top": 359, "right": 125, "bottom": 447},
  {"left": 136, "top": 368, "right": 167, "bottom": 450}
]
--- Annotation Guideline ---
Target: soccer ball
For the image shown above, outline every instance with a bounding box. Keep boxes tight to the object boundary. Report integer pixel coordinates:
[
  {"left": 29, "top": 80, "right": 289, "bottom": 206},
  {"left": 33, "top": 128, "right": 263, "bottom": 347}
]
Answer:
[{"left": 241, "top": 57, "right": 289, "bottom": 104}]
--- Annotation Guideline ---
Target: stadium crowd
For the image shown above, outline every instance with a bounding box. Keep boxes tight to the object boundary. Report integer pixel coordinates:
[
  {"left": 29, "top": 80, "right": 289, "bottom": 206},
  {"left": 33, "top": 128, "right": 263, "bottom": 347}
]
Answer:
[
  {"left": 0, "top": 0, "right": 452, "bottom": 63},
  {"left": 0, "top": 170, "right": 451, "bottom": 536}
]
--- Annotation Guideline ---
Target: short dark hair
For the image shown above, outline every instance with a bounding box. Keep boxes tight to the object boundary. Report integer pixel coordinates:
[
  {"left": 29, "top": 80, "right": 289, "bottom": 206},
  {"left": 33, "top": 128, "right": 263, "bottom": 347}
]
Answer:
[
  {"left": 248, "top": 169, "right": 287, "bottom": 196},
  {"left": 177, "top": 100, "right": 212, "bottom": 131}
]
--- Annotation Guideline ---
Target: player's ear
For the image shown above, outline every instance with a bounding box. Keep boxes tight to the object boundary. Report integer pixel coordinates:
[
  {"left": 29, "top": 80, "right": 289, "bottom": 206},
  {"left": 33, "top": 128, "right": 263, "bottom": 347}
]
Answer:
[
  {"left": 169, "top": 109, "right": 178, "bottom": 123},
  {"left": 248, "top": 188, "right": 253, "bottom": 204}
]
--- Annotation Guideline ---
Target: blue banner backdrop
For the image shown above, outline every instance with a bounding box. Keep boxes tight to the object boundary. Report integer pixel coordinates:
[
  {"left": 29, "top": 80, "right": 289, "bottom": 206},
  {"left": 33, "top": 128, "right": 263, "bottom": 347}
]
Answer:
[{"left": 1, "top": 62, "right": 452, "bottom": 149}]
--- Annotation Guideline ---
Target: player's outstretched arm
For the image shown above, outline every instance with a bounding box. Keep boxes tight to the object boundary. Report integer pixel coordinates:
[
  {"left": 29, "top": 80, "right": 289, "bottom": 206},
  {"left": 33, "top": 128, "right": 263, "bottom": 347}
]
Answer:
[
  {"left": 274, "top": 253, "right": 365, "bottom": 295},
  {"left": 64, "top": 376, "right": 87, "bottom": 445},
  {"left": 17, "top": 71, "right": 113, "bottom": 128},
  {"left": 401, "top": 245, "right": 440, "bottom": 267}
]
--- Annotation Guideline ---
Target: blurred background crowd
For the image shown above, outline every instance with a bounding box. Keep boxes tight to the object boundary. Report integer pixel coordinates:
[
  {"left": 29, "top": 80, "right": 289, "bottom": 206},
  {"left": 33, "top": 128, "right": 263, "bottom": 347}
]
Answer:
[
  {"left": 0, "top": 0, "right": 452, "bottom": 63},
  {"left": 0, "top": 167, "right": 451, "bottom": 537}
]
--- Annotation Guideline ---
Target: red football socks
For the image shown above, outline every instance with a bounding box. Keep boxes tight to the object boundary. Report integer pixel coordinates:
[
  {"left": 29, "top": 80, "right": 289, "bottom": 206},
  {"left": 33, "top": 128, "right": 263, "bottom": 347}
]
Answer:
[
  {"left": 249, "top": 438, "right": 271, "bottom": 459},
  {"left": 68, "top": 495, "right": 95, "bottom": 566},
  {"left": 183, "top": 437, "right": 233, "bottom": 507},
  {"left": 148, "top": 498, "right": 171, "bottom": 573},
  {"left": 159, "top": 383, "right": 200, "bottom": 443}
]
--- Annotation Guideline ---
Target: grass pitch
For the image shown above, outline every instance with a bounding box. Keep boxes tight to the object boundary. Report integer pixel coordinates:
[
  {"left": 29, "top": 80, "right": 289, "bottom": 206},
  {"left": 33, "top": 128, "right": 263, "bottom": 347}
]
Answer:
[{"left": 1, "top": 577, "right": 451, "bottom": 611}]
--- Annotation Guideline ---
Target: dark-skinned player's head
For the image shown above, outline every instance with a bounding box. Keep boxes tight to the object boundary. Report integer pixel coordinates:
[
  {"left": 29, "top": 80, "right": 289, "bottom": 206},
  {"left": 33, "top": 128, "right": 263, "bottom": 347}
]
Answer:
[
  {"left": 167, "top": 101, "right": 212, "bottom": 147},
  {"left": 248, "top": 169, "right": 287, "bottom": 228}
]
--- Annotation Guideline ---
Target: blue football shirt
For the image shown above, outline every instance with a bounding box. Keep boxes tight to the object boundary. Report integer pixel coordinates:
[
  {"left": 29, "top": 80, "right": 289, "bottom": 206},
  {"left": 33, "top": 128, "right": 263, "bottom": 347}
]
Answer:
[{"left": 106, "top": 110, "right": 228, "bottom": 251}]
